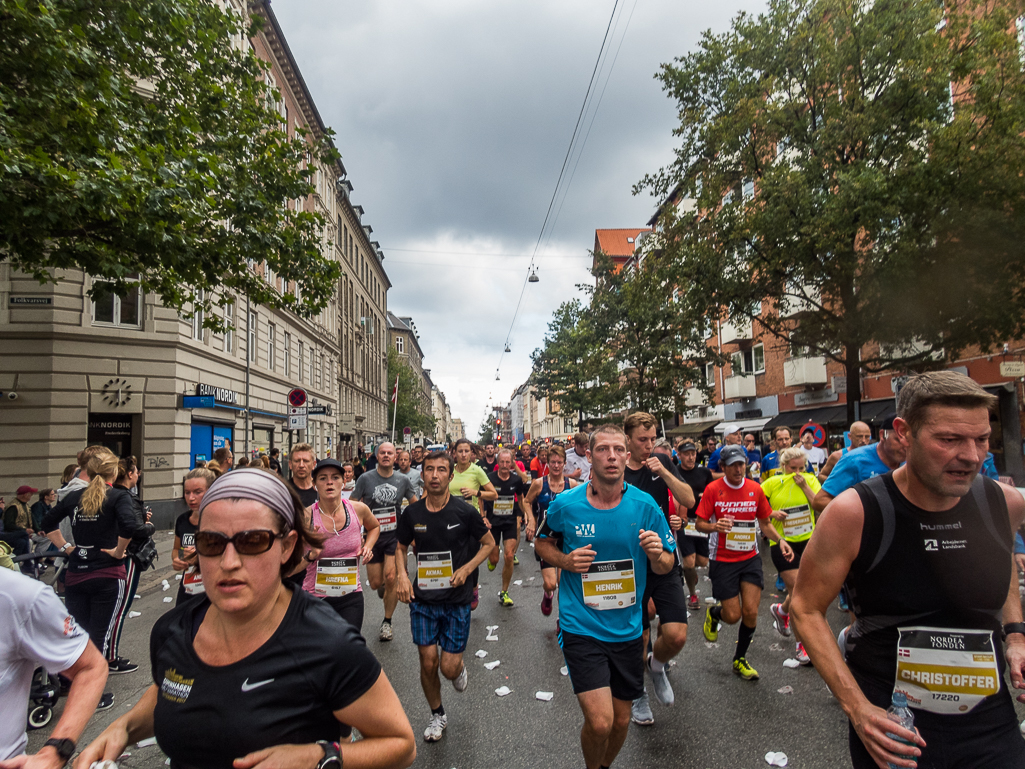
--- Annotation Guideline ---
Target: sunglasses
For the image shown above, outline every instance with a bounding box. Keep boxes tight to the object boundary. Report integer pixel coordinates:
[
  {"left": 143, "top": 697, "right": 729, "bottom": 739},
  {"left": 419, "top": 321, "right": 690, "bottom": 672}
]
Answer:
[{"left": 195, "top": 529, "right": 284, "bottom": 557}]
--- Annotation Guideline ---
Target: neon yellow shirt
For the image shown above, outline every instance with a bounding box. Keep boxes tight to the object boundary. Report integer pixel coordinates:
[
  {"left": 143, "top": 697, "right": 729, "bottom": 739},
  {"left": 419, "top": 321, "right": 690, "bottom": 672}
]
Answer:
[
  {"left": 760, "top": 472, "right": 821, "bottom": 544},
  {"left": 450, "top": 464, "right": 491, "bottom": 513}
]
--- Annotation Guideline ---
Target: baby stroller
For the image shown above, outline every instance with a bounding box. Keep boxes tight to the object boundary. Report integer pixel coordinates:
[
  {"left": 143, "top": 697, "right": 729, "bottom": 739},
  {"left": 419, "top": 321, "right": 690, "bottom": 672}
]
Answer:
[{"left": 12, "top": 551, "right": 69, "bottom": 730}]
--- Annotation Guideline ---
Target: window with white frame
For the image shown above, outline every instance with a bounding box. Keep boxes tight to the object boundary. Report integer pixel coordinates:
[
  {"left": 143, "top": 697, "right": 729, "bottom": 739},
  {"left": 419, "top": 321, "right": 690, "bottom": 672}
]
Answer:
[
  {"left": 298, "top": 341, "right": 304, "bottom": 382},
  {"left": 732, "top": 346, "right": 765, "bottom": 375},
  {"left": 753, "top": 343, "right": 765, "bottom": 373},
  {"left": 248, "top": 311, "right": 257, "bottom": 363},
  {"left": 192, "top": 290, "right": 205, "bottom": 341},
  {"left": 705, "top": 363, "right": 715, "bottom": 385},
  {"left": 742, "top": 178, "right": 755, "bottom": 201},
  {"left": 268, "top": 323, "right": 276, "bottom": 370},
  {"left": 92, "top": 275, "right": 142, "bottom": 328},
  {"left": 395, "top": 335, "right": 404, "bottom": 354},
  {"left": 283, "top": 333, "right": 291, "bottom": 378},
  {"left": 224, "top": 300, "right": 234, "bottom": 353}
]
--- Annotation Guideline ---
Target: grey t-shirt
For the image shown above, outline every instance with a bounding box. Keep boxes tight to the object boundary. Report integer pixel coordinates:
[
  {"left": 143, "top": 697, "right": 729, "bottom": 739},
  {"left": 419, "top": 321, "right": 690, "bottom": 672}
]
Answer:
[
  {"left": 351, "top": 469, "right": 415, "bottom": 537},
  {"left": 397, "top": 467, "right": 423, "bottom": 497}
]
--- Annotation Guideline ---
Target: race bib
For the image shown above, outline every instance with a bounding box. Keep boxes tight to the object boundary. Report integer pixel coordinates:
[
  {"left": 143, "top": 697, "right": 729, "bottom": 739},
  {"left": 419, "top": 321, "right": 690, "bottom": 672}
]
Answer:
[
  {"left": 374, "top": 507, "right": 397, "bottom": 532},
  {"left": 683, "top": 520, "right": 708, "bottom": 539},
  {"left": 182, "top": 566, "right": 205, "bottom": 596},
  {"left": 315, "top": 557, "right": 359, "bottom": 597},
  {"left": 494, "top": 498, "right": 515, "bottom": 517},
  {"left": 781, "top": 505, "right": 814, "bottom": 539},
  {"left": 401, "top": 498, "right": 410, "bottom": 510},
  {"left": 417, "top": 551, "right": 453, "bottom": 590},
  {"left": 894, "top": 627, "right": 1000, "bottom": 715},
  {"left": 581, "top": 559, "right": 636, "bottom": 610},
  {"left": 725, "top": 519, "right": 757, "bottom": 552}
]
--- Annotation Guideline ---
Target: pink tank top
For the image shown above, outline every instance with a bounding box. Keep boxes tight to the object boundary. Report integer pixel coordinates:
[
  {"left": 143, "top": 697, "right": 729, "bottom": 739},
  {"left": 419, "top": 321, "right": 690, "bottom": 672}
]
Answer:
[{"left": 302, "top": 499, "right": 363, "bottom": 596}]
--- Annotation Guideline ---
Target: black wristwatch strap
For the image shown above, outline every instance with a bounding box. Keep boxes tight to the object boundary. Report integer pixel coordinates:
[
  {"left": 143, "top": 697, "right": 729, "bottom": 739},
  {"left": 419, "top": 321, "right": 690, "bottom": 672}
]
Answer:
[
  {"left": 315, "top": 740, "right": 342, "bottom": 769},
  {"left": 1002, "top": 622, "right": 1025, "bottom": 640},
  {"left": 44, "top": 738, "right": 76, "bottom": 764}
]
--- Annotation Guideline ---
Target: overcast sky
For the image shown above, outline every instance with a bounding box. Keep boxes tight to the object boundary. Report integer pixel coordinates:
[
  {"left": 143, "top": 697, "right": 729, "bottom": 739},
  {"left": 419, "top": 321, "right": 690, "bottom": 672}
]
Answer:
[{"left": 271, "top": 0, "right": 766, "bottom": 437}]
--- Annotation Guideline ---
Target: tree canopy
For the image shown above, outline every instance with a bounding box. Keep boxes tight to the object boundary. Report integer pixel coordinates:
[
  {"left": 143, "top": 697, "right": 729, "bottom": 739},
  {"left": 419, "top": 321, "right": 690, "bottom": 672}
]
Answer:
[
  {"left": 1, "top": 0, "right": 341, "bottom": 323},
  {"left": 387, "top": 348, "right": 436, "bottom": 440},
  {"left": 639, "top": 0, "right": 1025, "bottom": 419}
]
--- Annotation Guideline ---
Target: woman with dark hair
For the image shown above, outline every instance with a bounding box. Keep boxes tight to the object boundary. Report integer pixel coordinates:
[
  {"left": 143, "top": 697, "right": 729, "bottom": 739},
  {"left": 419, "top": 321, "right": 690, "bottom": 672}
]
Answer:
[
  {"left": 42, "top": 447, "right": 139, "bottom": 710},
  {"left": 77, "top": 468, "right": 416, "bottom": 769},
  {"left": 30, "top": 488, "right": 56, "bottom": 531},
  {"left": 174, "top": 468, "right": 217, "bottom": 606}
]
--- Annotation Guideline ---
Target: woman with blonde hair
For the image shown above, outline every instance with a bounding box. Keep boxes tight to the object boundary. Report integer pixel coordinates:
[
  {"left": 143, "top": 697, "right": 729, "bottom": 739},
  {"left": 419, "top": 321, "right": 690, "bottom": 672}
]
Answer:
[
  {"left": 43, "top": 447, "right": 140, "bottom": 710},
  {"left": 174, "top": 467, "right": 216, "bottom": 606}
]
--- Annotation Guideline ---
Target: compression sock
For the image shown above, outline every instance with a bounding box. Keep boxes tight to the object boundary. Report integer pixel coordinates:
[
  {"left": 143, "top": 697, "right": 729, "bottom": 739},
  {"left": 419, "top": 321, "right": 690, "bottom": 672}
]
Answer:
[
  {"left": 382, "top": 617, "right": 392, "bottom": 625},
  {"left": 709, "top": 604, "right": 723, "bottom": 623},
  {"left": 431, "top": 704, "right": 445, "bottom": 717},
  {"left": 684, "top": 566, "right": 698, "bottom": 595},
  {"left": 735, "top": 622, "right": 756, "bottom": 660}
]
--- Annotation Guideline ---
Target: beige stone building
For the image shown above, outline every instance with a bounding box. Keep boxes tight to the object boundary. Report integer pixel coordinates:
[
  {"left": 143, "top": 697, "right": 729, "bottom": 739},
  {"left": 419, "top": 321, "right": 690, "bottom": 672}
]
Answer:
[{"left": 0, "top": 2, "right": 391, "bottom": 526}]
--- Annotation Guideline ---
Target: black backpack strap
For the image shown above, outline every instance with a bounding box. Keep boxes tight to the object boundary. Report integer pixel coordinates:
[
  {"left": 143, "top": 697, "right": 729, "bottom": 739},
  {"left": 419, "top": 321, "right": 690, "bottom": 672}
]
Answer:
[
  {"left": 970, "top": 475, "right": 1012, "bottom": 554},
  {"left": 861, "top": 475, "right": 896, "bottom": 574}
]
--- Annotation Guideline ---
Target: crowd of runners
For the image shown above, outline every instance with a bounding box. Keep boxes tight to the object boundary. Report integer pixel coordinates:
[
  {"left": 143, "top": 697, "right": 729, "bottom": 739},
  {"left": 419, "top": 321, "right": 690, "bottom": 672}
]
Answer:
[{"left": 2, "top": 371, "right": 1025, "bottom": 769}]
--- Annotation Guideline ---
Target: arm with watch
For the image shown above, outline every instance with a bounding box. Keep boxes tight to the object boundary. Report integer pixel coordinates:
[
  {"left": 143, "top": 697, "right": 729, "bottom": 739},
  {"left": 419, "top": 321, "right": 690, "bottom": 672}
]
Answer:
[{"left": 1001, "top": 483, "right": 1025, "bottom": 705}]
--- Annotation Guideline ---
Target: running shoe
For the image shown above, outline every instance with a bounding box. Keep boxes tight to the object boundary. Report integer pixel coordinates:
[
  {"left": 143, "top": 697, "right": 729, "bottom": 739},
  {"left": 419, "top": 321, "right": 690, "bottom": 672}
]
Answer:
[
  {"left": 775, "top": 574, "right": 786, "bottom": 593},
  {"left": 96, "top": 692, "right": 115, "bottom": 711},
  {"left": 378, "top": 621, "right": 393, "bottom": 642},
  {"left": 423, "top": 713, "right": 447, "bottom": 742},
  {"left": 108, "top": 658, "right": 138, "bottom": 675},
  {"left": 647, "top": 654, "right": 675, "bottom": 707},
  {"left": 513, "top": 555, "right": 520, "bottom": 565},
  {"left": 796, "top": 642, "right": 811, "bottom": 666},
  {"left": 770, "top": 603, "right": 792, "bottom": 638},
  {"left": 453, "top": 664, "right": 468, "bottom": 692},
  {"left": 732, "top": 657, "right": 759, "bottom": 680},
  {"left": 687, "top": 594, "right": 699, "bottom": 611},
  {"left": 470, "top": 586, "right": 479, "bottom": 611},
  {"left": 499, "top": 590, "right": 514, "bottom": 607},
  {"left": 487, "top": 560, "right": 497, "bottom": 571},
  {"left": 630, "top": 691, "right": 655, "bottom": 726},
  {"left": 540, "top": 590, "right": 553, "bottom": 616},
  {"left": 703, "top": 606, "right": 720, "bottom": 643},
  {"left": 837, "top": 625, "right": 849, "bottom": 660}
]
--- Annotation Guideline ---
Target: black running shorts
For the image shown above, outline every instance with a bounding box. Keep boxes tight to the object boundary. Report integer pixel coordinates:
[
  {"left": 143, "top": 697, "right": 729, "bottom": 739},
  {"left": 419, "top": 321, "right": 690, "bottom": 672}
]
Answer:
[
  {"left": 643, "top": 565, "right": 689, "bottom": 626},
  {"left": 369, "top": 533, "right": 397, "bottom": 565},
  {"left": 769, "top": 538, "right": 807, "bottom": 574},
  {"left": 559, "top": 629, "right": 644, "bottom": 702},
  {"left": 487, "top": 516, "right": 519, "bottom": 545},
  {"left": 709, "top": 556, "right": 763, "bottom": 601}
]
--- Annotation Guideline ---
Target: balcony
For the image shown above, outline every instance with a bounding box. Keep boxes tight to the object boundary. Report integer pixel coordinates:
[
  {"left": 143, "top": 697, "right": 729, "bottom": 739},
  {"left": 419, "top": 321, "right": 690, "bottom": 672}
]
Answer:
[
  {"left": 784, "top": 356, "right": 828, "bottom": 388},
  {"left": 684, "top": 387, "right": 708, "bottom": 408},
  {"left": 779, "top": 285, "right": 820, "bottom": 318},
  {"left": 720, "top": 317, "right": 753, "bottom": 344},
  {"left": 723, "top": 374, "right": 757, "bottom": 400}
]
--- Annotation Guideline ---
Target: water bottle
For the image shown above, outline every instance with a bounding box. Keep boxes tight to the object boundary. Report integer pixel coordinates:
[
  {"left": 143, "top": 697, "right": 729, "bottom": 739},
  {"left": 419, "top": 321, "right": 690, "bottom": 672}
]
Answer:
[{"left": 885, "top": 691, "right": 916, "bottom": 769}]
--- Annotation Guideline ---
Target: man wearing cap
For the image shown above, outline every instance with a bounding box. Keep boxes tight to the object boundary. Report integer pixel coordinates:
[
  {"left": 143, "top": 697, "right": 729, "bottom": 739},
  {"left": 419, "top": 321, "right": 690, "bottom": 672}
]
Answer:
[
  {"left": 696, "top": 445, "right": 793, "bottom": 681},
  {"left": 707, "top": 426, "right": 743, "bottom": 477},
  {"left": 676, "top": 441, "right": 714, "bottom": 610},
  {"left": 1, "top": 485, "right": 37, "bottom": 557}
]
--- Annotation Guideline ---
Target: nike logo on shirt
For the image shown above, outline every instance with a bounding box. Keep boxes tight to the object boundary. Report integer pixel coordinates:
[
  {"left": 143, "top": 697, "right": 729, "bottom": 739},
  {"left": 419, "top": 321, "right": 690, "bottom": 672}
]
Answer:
[
  {"left": 447, "top": 523, "right": 460, "bottom": 529},
  {"left": 241, "top": 678, "right": 274, "bottom": 692}
]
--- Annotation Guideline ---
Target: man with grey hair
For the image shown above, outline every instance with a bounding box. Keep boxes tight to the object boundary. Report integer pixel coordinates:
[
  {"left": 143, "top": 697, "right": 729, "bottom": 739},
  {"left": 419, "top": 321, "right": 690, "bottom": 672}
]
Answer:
[
  {"left": 352, "top": 442, "right": 418, "bottom": 642},
  {"left": 793, "top": 371, "right": 1025, "bottom": 769}
]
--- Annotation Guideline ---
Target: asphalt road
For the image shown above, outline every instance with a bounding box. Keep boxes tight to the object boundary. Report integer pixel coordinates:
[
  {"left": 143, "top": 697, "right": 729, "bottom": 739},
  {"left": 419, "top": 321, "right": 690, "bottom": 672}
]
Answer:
[{"left": 24, "top": 535, "right": 1025, "bottom": 769}]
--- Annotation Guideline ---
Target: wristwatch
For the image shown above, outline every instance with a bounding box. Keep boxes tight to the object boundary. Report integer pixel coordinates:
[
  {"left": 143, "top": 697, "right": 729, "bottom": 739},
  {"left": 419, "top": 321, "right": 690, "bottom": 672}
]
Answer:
[
  {"left": 315, "top": 740, "right": 342, "bottom": 769},
  {"left": 1002, "top": 622, "right": 1025, "bottom": 640},
  {"left": 43, "top": 738, "right": 76, "bottom": 765}
]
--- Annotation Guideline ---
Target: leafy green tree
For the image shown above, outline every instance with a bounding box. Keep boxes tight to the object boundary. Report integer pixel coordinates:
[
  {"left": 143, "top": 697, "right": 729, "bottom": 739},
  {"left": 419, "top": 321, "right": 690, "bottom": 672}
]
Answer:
[
  {"left": 1, "top": 0, "right": 341, "bottom": 324},
  {"left": 586, "top": 252, "right": 712, "bottom": 419},
  {"left": 478, "top": 414, "right": 497, "bottom": 445},
  {"left": 640, "top": 0, "right": 1025, "bottom": 421},
  {"left": 387, "top": 348, "right": 436, "bottom": 439},
  {"left": 530, "top": 299, "right": 619, "bottom": 431}
]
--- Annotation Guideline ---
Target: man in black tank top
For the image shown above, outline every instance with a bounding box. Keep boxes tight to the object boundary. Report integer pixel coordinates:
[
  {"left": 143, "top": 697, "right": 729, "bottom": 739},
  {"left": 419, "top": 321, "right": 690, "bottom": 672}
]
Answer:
[{"left": 791, "top": 372, "right": 1025, "bottom": 769}]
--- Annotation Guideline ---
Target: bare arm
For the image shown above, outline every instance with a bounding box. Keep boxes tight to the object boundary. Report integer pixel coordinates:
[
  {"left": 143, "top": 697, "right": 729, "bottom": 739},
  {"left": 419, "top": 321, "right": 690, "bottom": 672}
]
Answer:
[
  {"left": 534, "top": 537, "right": 595, "bottom": 573},
  {"left": 791, "top": 491, "right": 924, "bottom": 768},
  {"left": 451, "top": 532, "right": 496, "bottom": 588},
  {"left": 812, "top": 488, "right": 834, "bottom": 514},
  {"left": 74, "top": 685, "right": 158, "bottom": 769},
  {"left": 354, "top": 501, "right": 380, "bottom": 561},
  {"left": 478, "top": 481, "right": 498, "bottom": 502},
  {"left": 817, "top": 450, "right": 841, "bottom": 483},
  {"left": 1000, "top": 485, "right": 1025, "bottom": 703},
  {"left": 645, "top": 457, "right": 695, "bottom": 509}
]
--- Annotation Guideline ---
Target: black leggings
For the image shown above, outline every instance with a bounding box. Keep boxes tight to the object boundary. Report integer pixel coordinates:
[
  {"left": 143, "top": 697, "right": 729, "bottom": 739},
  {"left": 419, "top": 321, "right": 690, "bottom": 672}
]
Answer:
[
  {"left": 65, "top": 576, "right": 124, "bottom": 659},
  {"left": 325, "top": 592, "right": 365, "bottom": 636}
]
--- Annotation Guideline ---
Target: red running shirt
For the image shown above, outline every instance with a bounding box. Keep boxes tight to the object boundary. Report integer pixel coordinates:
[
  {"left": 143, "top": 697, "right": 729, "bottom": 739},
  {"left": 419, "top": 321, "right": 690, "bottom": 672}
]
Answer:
[{"left": 695, "top": 477, "right": 772, "bottom": 562}]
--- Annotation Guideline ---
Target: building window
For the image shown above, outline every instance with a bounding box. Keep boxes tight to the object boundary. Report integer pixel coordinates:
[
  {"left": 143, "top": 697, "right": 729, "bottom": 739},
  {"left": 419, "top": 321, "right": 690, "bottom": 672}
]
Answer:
[
  {"left": 248, "top": 311, "right": 257, "bottom": 363},
  {"left": 268, "top": 323, "right": 276, "bottom": 370},
  {"left": 395, "top": 335, "right": 404, "bottom": 354},
  {"left": 705, "top": 363, "right": 715, "bottom": 385},
  {"left": 742, "top": 178, "right": 755, "bottom": 201},
  {"left": 298, "top": 341, "right": 304, "bottom": 382},
  {"left": 284, "top": 333, "right": 291, "bottom": 377},
  {"left": 224, "top": 301, "right": 234, "bottom": 353},
  {"left": 192, "top": 290, "right": 205, "bottom": 340},
  {"left": 753, "top": 343, "right": 765, "bottom": 373},
  {"left": 92, "top": 275, "right": 141, "bottom": 328}
]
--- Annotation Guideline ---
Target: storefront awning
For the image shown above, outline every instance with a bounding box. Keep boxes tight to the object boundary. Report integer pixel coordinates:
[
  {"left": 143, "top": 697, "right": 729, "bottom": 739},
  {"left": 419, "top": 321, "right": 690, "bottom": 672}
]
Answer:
[
  {"left": 715, "top": 417, "right": 771, "bottom": 435},
  {"left": 762, "top": 399, "right": 896, "bottom": 432},
  {"left": 666, "top": 418, "right": 720, "bottom": 437}
]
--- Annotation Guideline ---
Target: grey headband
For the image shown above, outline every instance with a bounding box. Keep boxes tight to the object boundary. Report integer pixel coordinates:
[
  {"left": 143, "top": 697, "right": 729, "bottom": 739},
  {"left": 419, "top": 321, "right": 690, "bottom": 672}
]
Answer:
[{"left": 198, "top": 468, "right": 297, "bottom": 528}]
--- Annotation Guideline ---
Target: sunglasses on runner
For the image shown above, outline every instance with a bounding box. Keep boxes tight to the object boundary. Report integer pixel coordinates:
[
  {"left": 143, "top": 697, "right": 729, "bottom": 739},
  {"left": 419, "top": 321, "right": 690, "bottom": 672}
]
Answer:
[{"left": 194, "top": 529, "right": 284, "bottom": 557}]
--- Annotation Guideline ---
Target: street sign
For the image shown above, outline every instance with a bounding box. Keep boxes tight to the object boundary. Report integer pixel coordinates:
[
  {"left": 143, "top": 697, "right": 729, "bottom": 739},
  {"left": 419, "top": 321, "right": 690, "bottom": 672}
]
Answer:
[
  {"left": 287, "top": 388, "right": 307, "bottom": 408},
  {"left": 308, "top": 405, "right": 328, "bottom": 415},
  {"left": 289, "top": 414, "right": 308, "bottom": 430},
  {"left": 1000, "top": 361, "right": 1025, "bottom": 378},
  {"left": 288, "top": 406, "right": 307, "bottom": 416},
  {"left": 802, "top": 422, "right": 826, "bottom": 447},
  {"left": 403, "top": 427, "right": 412, "bottom": 436},
  {"left": 183, "top": 395, "right": 215, "bottom": 409}
]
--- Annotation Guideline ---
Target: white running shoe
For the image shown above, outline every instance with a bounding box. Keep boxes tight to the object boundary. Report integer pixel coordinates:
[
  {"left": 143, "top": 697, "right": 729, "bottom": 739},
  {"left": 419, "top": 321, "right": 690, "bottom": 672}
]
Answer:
[
  {"left": 796, "top": 642, "right": 811, "bottom": 666},
  {"left": 423, "top": 712, "right": 447, "bottom": 742},
  {"left": 453, "top": 664, "right": 468, "bottom": 692},
  {"left": 379, "top": 621, "right": 394, "bottom": 642}
]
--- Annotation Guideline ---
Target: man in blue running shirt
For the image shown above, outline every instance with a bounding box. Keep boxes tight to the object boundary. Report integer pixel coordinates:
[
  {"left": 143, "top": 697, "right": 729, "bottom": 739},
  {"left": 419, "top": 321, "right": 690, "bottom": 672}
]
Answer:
[{"left": 536, "top": 424, "right": 676, "bottom": 769}]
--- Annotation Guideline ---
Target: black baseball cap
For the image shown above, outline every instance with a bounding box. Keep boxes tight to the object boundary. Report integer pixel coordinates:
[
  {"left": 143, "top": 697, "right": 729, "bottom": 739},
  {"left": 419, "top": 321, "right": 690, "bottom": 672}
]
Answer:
[
  {"left": 679, "top": 441, "right": 697, "bottom": 452},
  {"left": 313, "top": 458, "right": 344, "bottom": 479},
  {"left": 720, "top": 445, "right": 748, "bottom": 466}
]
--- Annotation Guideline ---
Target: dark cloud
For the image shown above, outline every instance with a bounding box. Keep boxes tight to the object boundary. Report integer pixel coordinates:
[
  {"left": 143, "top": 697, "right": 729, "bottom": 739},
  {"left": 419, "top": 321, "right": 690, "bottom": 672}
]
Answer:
[{"left": 272, "top": 0, "right": 766, "bottom": 433}]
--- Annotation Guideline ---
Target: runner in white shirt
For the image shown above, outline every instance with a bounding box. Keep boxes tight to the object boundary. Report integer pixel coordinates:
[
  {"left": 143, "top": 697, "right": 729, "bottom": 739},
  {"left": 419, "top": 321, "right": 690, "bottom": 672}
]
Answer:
[{"left": 563, "top": 432, "right": 591, "bottom": 483}]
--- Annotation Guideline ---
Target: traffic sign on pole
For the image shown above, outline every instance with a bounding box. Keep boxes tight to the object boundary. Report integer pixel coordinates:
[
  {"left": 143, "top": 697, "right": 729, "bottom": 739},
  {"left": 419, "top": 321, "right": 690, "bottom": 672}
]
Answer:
[
  {"left": 287, "top": 388, "right": 307, "bottom": 408},
  {"left": 403, "top": 427, "right": 412, "bottom": 436},
  {"left": 802, "top": 422, "right": 826, "bottom": 447}
]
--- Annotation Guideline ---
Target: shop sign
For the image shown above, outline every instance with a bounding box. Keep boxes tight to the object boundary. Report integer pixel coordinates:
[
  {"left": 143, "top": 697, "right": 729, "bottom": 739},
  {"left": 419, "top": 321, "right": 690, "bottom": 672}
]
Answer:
[
  {"left": 88, "top": 417, "right": 132, "bottom": 437},
  {"left": 794, "top": 389, "right": 838, "bottom": 406},
  {"left": 196, "top": 383, "right": 239, "bottom": 405},
  {"left": 1000, "top": 361, "right": 1025, "bottom": 378}
]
